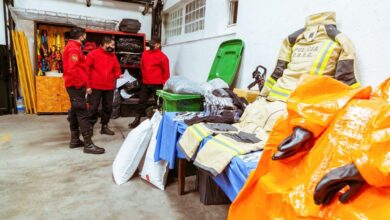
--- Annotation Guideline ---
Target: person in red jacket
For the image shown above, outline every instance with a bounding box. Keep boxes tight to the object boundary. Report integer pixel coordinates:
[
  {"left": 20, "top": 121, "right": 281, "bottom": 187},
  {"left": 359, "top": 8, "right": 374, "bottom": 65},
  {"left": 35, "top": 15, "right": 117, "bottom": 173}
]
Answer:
[
  {"left": 63, "top": 27, "right": 105, "bottom": 154},
  {"left": 129, "top": 38, "right": 170, "bottom": 128},
  {"left": 86, "top": 36, "right": 122, "bottom": 135}
]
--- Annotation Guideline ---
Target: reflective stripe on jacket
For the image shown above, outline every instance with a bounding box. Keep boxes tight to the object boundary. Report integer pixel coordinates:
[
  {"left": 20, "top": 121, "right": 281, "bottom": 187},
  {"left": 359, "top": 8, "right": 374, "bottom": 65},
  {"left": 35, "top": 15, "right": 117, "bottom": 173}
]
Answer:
[{"left": 261, "top": 12, "right": 360, "bottom": 102}]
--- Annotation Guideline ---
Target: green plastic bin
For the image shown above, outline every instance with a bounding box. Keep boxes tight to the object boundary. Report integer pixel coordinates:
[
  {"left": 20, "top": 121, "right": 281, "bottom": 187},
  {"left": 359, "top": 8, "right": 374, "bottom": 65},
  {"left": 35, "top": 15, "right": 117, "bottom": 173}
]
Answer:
[
  {"left": 156, "top": 90, "right": 203, "bottom": 112},
  {"left": 207, "top": 39, "right": 245, "bottom": 85},
  {"left": 158, "top": 39, "right": 244, "bottom": 112}
]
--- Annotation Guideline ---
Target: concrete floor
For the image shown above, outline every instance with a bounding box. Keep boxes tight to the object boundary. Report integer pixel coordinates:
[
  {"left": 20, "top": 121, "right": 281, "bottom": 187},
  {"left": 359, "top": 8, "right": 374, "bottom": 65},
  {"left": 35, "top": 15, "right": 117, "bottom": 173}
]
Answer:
[{"left": 0, "top": 115, "right": 229, "bottom": 220}]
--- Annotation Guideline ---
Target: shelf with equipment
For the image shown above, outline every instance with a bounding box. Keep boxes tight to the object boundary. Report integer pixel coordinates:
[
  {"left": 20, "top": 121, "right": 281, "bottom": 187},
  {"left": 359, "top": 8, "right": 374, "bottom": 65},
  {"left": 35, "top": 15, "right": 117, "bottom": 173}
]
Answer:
[
  {"left": 35, "top": 23, "right": 71, "bottom": 114},
  {"left": 34, "top": 23, "right": 146, "bottom": 114},
  {"left": 84, "top": 29, "right": 145, "bottom": 73}
]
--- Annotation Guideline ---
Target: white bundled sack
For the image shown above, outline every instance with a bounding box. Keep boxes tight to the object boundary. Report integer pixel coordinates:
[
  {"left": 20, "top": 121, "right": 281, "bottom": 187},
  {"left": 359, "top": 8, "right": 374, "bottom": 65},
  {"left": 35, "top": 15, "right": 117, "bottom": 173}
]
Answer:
[
  {"left": 120, "top": 89, "right": 134, "bottom": 99},
  {"left": 116, "top": 69, "right": 137, "bottom": 88},
  {"left": 164, "top": 76, "right": 230, "bottom": 96},
  {"left": 140, "top": 111, "right": 169, "bottom": 190},
  {"left": 112, "top": 120, "right": 152, "bottom": 185},
  {"left": 208, "top": 78, "right": 229, "bottom": 90},
  {"left": 164, "top": 76, "right": 204, "bottom": 94}
]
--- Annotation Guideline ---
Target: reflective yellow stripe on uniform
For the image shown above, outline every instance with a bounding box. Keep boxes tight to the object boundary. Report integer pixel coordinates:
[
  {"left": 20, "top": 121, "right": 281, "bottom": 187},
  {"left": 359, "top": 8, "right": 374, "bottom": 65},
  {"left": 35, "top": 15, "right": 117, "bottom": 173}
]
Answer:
[
  {"left": 188, "top": 126, "right": 203, "bottom": 142},
  {"left": 350, "top": 82, "right": 361, "bottom": 89},
  {"left": 189, "top": 124, "right": 207, "bottom": 142},
  {"left": 210, "top": 137, "right": 241, "bottom": 156},
  {"left": 317, "top": 41, "right": 338, "bottom": 76},
  {"left": 194, "top": 124, "right": 210, "bottom": 138},
  {"left": 215, "top": 136, "right": 246, "bottom": 155},
  {"left": 265, "top": 77, "right": 276, "bottom": 89},
  {"left": 269, "top": 86, "right": 292, "bottom": 101},
  {"left": 310, "top": 40, "right": 338, "bottom": 76}
]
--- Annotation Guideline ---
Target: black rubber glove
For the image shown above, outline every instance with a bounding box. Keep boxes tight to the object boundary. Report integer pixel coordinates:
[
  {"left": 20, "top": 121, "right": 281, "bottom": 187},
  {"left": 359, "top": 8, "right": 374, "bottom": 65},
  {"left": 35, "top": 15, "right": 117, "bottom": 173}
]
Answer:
[
  {"left": 314, "top": 163, "right": 366, "bottom": 205},
  {"left": 272, "top": 127, "right": 313, "bottom": 160}
]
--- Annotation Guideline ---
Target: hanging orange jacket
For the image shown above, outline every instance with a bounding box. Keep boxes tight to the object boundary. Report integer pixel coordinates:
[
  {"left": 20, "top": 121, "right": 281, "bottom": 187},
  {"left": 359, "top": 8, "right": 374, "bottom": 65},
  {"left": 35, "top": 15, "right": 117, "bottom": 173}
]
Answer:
[
  {"left": 325, "top": 78, "right": 390, "bottom": 219},
  {"left": 353, "top": 78, "right": 390, "bottom": 187},
  {"left": 228, "top": 75, "right": 381, "bottom": 219},
  {"left": 372, "top": 77, "right": 390, "bottom": 101}
]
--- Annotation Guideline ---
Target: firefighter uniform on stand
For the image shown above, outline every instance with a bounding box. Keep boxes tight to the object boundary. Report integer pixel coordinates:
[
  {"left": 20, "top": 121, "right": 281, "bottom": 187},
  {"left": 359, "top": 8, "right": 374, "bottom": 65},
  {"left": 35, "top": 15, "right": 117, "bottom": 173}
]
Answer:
[
  {"left": 255, "top": 11, "right": 361, "bottom": 124},
  {"left": 261, "top": 11, "right": 360, "bottom": 102}
]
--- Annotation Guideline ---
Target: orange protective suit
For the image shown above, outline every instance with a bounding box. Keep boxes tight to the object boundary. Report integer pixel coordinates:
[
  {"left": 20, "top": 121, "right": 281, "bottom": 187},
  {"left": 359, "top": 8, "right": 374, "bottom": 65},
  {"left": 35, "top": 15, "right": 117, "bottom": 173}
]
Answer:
[{"left": 228, "top": 76, "right": 390, "bottom": 219}]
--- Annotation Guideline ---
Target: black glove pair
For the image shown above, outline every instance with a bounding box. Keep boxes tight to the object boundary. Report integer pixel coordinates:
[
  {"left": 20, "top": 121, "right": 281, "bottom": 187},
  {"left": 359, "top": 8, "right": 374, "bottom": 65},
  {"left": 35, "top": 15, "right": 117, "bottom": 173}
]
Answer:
[
  {"left": 314, "top": 163, "right": 366, "bottom": 205},
  {"left": 272, "top": 127, "right": 366, "bottom": 205},
  {"left": 272, "top": 127, "right": 314, "bottom": 160}
]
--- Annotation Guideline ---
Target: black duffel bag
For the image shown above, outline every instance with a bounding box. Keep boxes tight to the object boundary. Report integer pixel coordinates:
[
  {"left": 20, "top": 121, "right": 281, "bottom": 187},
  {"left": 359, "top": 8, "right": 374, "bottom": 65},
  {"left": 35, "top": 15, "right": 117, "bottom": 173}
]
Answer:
[{"left": 119, "top": 19, "right": 141, "bottom": 33}]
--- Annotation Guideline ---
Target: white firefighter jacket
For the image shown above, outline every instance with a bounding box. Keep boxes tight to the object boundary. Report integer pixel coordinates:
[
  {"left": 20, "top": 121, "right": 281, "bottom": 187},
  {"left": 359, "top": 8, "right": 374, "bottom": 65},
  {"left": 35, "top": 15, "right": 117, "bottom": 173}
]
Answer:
[{"left": 261, "top": 11, "right": 360, "bottom": 102}]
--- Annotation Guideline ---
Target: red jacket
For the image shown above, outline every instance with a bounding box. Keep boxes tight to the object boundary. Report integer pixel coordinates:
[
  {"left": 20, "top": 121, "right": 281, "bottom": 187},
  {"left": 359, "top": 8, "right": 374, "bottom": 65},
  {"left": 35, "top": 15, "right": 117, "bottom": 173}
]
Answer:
[
  {"left": 63, "top": 40, "right": 88, "bottom": 88},
  {"left": 86, "top": 48, "right": 121, "bottom": 90},
  {"left": 141, "top": 49, "right": 170, "bottom": 85}
]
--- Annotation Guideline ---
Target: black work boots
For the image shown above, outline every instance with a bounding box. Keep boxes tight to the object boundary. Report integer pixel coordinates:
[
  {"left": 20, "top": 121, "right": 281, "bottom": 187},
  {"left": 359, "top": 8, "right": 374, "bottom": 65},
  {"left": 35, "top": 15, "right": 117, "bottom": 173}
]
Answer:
[
  {"left": 69, "top": 130, "right": 84, "bottom": 149},
  {"left": 101, "top": 124, "right": 115, "bottom": 135},
  {"left": 82, "top": 131, "right": 105, "bottom": 154},
  {"left": 70, "top": 130, "right": 105, "bottom": 154}
]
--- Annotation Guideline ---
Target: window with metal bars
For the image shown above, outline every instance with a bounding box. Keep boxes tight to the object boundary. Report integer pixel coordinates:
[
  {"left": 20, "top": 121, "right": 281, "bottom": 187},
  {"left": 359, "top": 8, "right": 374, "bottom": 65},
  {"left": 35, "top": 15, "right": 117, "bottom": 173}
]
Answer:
[
  {"left": 228, "top": 0, "right": 238, "bottom": 25},
  {"left": 184, "top": 0, "right": 206, "bottom": 34},
  {"left": 166, "top": 8, "right": 183, "bottom": 38}
]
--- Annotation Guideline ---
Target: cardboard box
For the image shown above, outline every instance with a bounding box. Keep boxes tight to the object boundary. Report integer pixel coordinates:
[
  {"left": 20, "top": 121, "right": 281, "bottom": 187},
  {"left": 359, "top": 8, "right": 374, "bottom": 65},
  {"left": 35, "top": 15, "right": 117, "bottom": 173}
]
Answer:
[{"left": 233, "top": 88, "right": 260, "bottom": 103}]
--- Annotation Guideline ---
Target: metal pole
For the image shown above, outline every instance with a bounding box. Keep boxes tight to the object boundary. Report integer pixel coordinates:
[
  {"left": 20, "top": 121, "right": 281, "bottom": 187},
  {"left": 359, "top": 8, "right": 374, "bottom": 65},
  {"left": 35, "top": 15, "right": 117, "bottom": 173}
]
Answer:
[
  {"left": 151, "top": 0, "right": 163, "bottom": 40},
  {"left": 4, "top": 0, "right": 17, "bottom": 114}
]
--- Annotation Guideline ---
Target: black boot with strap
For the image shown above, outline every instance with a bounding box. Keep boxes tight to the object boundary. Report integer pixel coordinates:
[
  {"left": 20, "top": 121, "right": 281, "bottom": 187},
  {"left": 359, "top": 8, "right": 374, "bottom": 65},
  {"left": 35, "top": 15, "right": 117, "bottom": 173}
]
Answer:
[
  {"left": 82, "top": 131, "right": 105, "bottom": 154},
  {"left": 69, "top": 130, "right": 84, "bottom": 149}
]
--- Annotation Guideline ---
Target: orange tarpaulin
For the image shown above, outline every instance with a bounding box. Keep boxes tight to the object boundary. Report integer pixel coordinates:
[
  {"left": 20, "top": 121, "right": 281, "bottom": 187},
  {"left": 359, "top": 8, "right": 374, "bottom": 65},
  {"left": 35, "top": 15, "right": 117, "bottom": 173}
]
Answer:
[{"left": 229, "top": 76, "right": 390, "bottom": 219}]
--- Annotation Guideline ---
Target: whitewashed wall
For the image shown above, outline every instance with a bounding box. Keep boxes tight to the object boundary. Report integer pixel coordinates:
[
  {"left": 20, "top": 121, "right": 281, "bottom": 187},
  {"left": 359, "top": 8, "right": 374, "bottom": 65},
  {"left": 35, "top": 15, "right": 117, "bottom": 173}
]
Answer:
[
  {"left": 163, "top": 0, "right": 237, "bottom": 82},
  {"left": 163, "top": 0, "right": 390, "bottom": 88}
]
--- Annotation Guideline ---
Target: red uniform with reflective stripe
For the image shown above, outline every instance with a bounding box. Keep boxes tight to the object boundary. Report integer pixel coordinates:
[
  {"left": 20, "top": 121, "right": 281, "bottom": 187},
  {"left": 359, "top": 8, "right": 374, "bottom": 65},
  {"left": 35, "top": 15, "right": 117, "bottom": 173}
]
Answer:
[
  {"left": 63, "top": 40, "right": 88, "bottom": 88},
  {"left": 86, "top": 48, "right": 121, "bottom": 90},
  {"left": 141, "top": 49, "right": 170, "bottom": 85}
]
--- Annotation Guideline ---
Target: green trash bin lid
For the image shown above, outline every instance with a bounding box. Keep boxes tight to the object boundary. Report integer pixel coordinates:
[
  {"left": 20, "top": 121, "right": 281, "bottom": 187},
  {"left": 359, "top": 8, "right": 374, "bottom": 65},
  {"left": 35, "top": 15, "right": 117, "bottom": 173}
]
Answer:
[{"left": 207, "top": 39, "right": 245, "bottom": 86}]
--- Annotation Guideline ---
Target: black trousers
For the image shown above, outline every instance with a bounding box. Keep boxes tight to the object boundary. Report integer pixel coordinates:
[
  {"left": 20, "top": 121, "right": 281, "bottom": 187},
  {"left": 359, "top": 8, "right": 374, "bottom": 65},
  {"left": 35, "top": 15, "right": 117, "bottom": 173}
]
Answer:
[
  {"left": 136, "top": 84, "right": 163, "bottom": 117},
  {"left": 66, "top": 87, "right": 91, "bottom": 134},
  {"left": 87, "top": 89, "right": 114, "bottom": 126}
]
